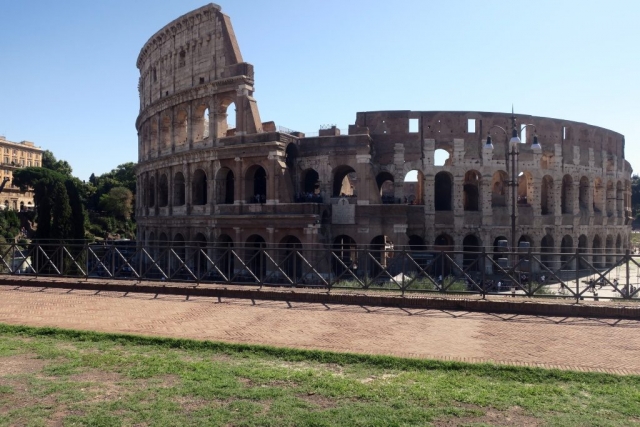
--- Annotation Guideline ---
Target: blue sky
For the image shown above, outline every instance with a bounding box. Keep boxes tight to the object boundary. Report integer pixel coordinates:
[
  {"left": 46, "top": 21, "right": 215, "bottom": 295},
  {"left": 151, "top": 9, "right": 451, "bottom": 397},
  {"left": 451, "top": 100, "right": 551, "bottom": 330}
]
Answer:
[{"left": 1, "top": 0, "right": 638, "bottom": 181}]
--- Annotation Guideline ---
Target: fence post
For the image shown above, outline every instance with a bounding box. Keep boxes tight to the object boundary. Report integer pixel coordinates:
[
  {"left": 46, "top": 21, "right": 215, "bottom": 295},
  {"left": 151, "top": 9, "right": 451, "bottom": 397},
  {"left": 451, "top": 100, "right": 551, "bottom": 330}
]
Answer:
[
  {"left": 575, "top": 248, "right": 580, "bottom": 303},
  {"left": 626, "top": 249, "right": 631, "bottom": 299}
]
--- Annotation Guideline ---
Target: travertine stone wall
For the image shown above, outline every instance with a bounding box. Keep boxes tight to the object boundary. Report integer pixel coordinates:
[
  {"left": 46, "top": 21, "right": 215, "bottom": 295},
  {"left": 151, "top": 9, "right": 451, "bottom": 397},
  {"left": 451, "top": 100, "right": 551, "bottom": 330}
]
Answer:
[{"left": 135, "top": 5, "right": 633, "bottom": 275}]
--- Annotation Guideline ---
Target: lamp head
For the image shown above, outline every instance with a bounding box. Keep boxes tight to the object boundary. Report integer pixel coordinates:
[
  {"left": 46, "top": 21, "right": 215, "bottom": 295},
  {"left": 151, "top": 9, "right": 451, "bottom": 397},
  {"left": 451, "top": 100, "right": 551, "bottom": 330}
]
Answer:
[
  {"left": 509, "top": 127, "right": 521, "bottom": 146},
  {"left": 531, "top": 133, "right": 541, "bottom": 150},
  {"left": 485, "top": 134, "right": 494, "bottom": 150}
]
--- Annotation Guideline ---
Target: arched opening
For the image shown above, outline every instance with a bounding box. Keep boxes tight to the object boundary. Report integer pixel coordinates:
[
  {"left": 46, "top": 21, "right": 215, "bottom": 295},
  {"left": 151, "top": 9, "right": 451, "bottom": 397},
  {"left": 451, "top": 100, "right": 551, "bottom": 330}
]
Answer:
[
  {"left": 561, "top": 235, "right": 573, "bottom": 269},
  {"left": 376, "top": 172, "right": 395, "bottom": 204},
  {"left": 300, "top": 169, "right": 321, "bottom": 202},
  {"left": 561, "top": 175, "right": 574, "bottom": 214},
  {"left": 160, "top": 115, "right": 171, "bottom": 149},
  {"left": 408, "top": 235, "right": 429, "bottom": 271},
  {"left": 605, "top": 235, "right": 614, "bottom": 266},
  {"left": 517, "top": 171, "right": 533, "bottom": 205},
  {"left": 434, "top": 234, "right": 454, "bottom": 277},
  {"left": 592, "top": 235, "right": 603, "bottom": 269},
  {"left": 216, "top": 234, "right": 234, "bottom": 279},
  {"left": 462, "top": 234, "right": 481, "bottom": 272},
  {"left": 193, "top": 233, "right": 208, "bottom": 275},
  {"left": 192, "top": 169, "right": 207, "bottom": 205},
  {"left": 245, "top": 165, "right": 267, "bottom": 203},
  {"left": 149, "top": 117, "right": 158, "bottom": 153},
  {"left": 579, "top": 177, "right": 589, "bottom": 211},
  {"left": 541, "top": 175, "right": 554, "bottom": 215},
  {"left": 369, "top": 235, "right": 393, "bottom": 278},
  {"left": 491, "top": 171, "right": 508, "bottom": 208},
  {"left": 158, "top": 174, "right": 168, "bottom": 207},
  {"left": 463, "top": 170, "right": 480, "bottom": 211},
  {"left": 332, "top": 235, "right": 357, "bottom": 276},
  {"left": 593, "top": 178, "right": 603, "bottom": 213},
  {"left": 606, "top": 181, "right": 615, "bottom": 217},
  {"left": 193, "top": 104, "right": 209, "bottom": 142},
  {"left": 434, "top": 149, "right": 451, "bottom": 166},
  {"left": 616, "top": 181, "right": 624, "bottom": 217},
  {"left": 175, "top": 109, "right": 188, "bottom": 146},
  {"left": 215, "top": 167, "right": 234, "bottom": 205},
  {"left": 172, "top": 233, "right": 186, "bottom": 276},
  {"left": 148, "top": 176, "right": 156, "bottom": 208},
  {"left": 225, "top": 102, "right": 236, "bottom": 136},
  {"left": 541, "top": 235, "right": 554, "bottom": 269},
  {"left": 173, "top": 172, "right": 185, "bottom": 206},
  {"left": 616, "top": 234, "right": 622, "bottom": 254},
  {"left": 434, "top": 172, "right": 452, "bottom": 211},
  {"left": 332, "top": 165, "right": 356, "bottom": 197},
  {"left": 403, "top": 170, "right": 424, "bottom": 205},
  {"left": 578, "top": 235, "right": 588, "bottom": 269},
  {"left": 280, "top": 236, "right": 302, "bottom": 281},
  {"left": 246, "top": 235, "right": 266, "bottom": 279}
]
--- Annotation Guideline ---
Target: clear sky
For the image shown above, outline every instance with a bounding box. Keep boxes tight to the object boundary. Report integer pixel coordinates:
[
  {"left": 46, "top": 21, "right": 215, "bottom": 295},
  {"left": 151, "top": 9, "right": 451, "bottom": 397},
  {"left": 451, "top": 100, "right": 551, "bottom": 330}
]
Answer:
[{"left": 1, "top": 0, "right": 638, "bottom": 181}]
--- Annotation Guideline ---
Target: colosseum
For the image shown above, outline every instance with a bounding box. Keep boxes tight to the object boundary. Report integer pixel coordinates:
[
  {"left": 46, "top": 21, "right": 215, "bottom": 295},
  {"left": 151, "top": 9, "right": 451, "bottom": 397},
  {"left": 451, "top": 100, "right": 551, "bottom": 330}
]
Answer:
[{"left": 135, "top": 4, "right": 633, "bottom": 279}]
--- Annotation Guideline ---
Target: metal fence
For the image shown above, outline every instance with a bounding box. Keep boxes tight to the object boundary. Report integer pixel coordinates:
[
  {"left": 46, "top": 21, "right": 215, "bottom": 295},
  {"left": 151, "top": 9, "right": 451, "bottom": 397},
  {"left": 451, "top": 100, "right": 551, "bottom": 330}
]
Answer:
[{"left": 1, "top": 241, "right": 639, "bottom": 302}]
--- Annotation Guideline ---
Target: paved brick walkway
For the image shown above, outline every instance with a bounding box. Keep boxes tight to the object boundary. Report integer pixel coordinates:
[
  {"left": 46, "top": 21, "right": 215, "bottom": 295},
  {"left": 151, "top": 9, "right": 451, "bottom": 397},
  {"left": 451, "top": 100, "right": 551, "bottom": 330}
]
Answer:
[{"left": 1, "top": 285, "right": 639, "bottom": 375}]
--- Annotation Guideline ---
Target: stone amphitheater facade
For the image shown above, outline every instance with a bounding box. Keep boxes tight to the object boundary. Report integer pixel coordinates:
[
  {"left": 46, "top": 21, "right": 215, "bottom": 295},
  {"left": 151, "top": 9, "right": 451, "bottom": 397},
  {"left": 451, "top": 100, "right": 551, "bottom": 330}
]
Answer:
[{"left": 135, "top": 4, "right": 633, "bottom": 272}]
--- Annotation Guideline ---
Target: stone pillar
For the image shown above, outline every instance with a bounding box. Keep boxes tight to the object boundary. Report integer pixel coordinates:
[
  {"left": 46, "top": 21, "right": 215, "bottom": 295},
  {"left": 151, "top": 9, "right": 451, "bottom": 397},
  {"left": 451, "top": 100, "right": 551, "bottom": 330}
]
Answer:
[
  {"left": 168, "top": 167, "right": 173, "bottom": 215},
  {"left": 393, "top": 143, "right": 405, "bottom": 202},
  {"left": 156, "top": 115, "right": 162, "bottom": 158},
  {"left": 185, "top": 162, "right": 192, "bottom": 214},
  {"left": 267, "top": 151, "right": 280, "bottom": 205},
  {"left": 355, "top": 154, "right": 372, "bottom": 205},
  {"left": 170, "top": 107, "right": 176, "bottom": 153},
  {"left": 453, "top": 175, "right": 464, "bottom": 230},
  {"left": 187, "top": 102, "right": 194, "bottom": 149},
  {"left": 234, "top": 157, "right": 244, "bottom": 204}
]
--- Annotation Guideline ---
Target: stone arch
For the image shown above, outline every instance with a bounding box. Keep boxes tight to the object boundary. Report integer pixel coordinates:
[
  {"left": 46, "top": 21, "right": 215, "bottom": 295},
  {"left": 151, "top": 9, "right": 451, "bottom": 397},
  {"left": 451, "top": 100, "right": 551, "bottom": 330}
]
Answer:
[
  {"left": 246, "top": 234, "right": 266, "bottom": 279},
  {"left": 540, "top": 234, "right": 554, "bottom": 269},
  {"left": 462, "top": 234, "right": 481, "bottom": 272},
  {"left": 376, "top": 172, "right": 395, "bottom": 203},
  {"left": 174, "top": 109, "right": 188, "bottom": 146},
  {"left": 149, "top": 116, "right": 158, "bottom": 153},
  {"left": 434, "top": 171, "right": 453, "bottom": 211},
  {"left": 332, "top": 235, "right": 357, "bottom": 276},
  {"left": 434, "top": 233, "right": 454, "bottom": 276},
  {"left": 578, "top": 234, "right": 588, "bottom": 269},
  {"left": 158, "top": 173, "right": 169, "bottom": 207},
  {"left": 148, "top": 176, "right": 156, "bottom": 208},
  {"left": 434, "top": 148, "right": 451, "bottom": 166},
  {"left": 215, "top": 167, "right": 234, "bottom": 205},
  {"left": 404, "top": 170, "right": 424, "bottom": 205},
  {"left": 561, "top": 174, "right": 574, "bottom": 214},
  {"left": 301, "top": 168, "right": 320, "bottom": 195},
  {"left": 592, "top": 235, "right": 603, "bottom": 268},
  {"left": 541, "top": 175, "right": 554, "bottom": 215},
  {"left": 616, "top": 181, "right": 624, "bottom": 217},
  {"left": 463, "top": 170, "right": 480, "bottom": 211},
  {"left": 224, "top": 101, "right": 236, "bottom": 136},
  {"left": 216, "top": 234, "right": 234, "bottom": 279},
  {"left": 517, "top": 171, "right": 533, "bottom": 205},
  {"left": 616, "top": 233, "right": 622, "bottom": 253},
  {"left": 332, "top": 165, "right": 356, "bottom": 197},
  {"left": 160, "top": 115, "right": 171, "bottom": 149},
  {"left": 593, "top": 177, "right": 604, "bottom": 213},
  {"left": 193, "top": 103, "right": 210, "bottom": 142},
  {"left": 279, "top": 235, "right": 302, "bottom": 281},
  {"left": 174, "top": 172, "right": 185, "bottom": 206},
  {"left": 192, "top": 169, "right": 207, "bottom": 205},
  {"left": 245, "top": 164, "right": 267, "bottom": 203},
  {"left": 172, "top": 233, "right": 186, "bottom": 273},
  {"left": 605, "top": 235, "right": 614, "bottom": 266},
  {"left": 561, "top": 235, "right": 574, "bottom": 269},
  {"left": 193, "top": 232, "right": 208, "bottom": 275},
  {"left": 579, "top": 176, "right": 589, "bottom": 211},
  {"left": 491, "top": 170, "right": 508, "bottom": 208}
]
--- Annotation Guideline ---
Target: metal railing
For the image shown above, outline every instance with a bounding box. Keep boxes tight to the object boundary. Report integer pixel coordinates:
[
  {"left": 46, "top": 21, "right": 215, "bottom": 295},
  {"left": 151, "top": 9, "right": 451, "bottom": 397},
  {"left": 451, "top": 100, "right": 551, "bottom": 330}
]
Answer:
[{"left": 1, "top": 241, "right": 639, "bottom": 301}]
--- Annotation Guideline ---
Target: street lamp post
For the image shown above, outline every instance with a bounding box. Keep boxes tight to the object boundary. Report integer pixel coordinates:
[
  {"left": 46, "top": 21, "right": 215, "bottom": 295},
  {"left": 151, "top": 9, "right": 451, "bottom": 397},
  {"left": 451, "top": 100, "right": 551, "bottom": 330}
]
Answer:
[{"left": 485, "top": 111, "right": 540, "bottom": 258}]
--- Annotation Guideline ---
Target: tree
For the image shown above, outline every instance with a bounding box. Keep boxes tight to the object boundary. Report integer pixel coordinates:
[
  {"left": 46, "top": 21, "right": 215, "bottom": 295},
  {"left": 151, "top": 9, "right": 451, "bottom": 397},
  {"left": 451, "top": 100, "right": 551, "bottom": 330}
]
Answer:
[
  {"left": 100, "top": 187, "right": 133, "bottom": 220},
  {"left": 50, "top": 180, "right": 72, "bottom": 240},
  {"left": 42, "top": 150, "right": 73, "bottom": 176}
]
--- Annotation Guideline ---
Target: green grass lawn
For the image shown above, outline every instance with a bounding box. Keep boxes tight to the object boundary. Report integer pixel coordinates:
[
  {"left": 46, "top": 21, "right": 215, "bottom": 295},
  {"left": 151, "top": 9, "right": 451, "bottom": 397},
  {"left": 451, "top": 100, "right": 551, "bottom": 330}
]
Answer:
[{"left": 0, "top": 324, "right": 639, "bottom": 427}]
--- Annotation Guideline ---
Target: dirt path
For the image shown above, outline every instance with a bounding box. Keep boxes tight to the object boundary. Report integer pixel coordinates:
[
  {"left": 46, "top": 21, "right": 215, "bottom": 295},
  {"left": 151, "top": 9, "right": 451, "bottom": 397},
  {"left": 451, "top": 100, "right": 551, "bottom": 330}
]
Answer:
[{"left": 1, "top": 285, "right": 639, "bottom": 375}]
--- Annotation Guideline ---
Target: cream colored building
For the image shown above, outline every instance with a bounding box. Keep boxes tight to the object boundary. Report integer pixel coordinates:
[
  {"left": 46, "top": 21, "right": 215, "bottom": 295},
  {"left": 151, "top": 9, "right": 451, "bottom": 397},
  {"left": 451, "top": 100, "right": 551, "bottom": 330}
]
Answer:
[{"left": 0, "top": 136, "right": 42, "bottom": 211}]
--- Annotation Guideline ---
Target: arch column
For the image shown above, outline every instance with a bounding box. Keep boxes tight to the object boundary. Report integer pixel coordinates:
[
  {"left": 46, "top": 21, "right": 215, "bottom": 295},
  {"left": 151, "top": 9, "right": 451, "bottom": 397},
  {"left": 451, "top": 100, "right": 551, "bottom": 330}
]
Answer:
[
  {"left": 187, "top": 102, "right": 194, "bottom": 149},
  {"left": 234, "top": 157, "right": 244, "bottom": 204},
  {"left": 185, "top": 163, "right": 192, "bottom": 214}
]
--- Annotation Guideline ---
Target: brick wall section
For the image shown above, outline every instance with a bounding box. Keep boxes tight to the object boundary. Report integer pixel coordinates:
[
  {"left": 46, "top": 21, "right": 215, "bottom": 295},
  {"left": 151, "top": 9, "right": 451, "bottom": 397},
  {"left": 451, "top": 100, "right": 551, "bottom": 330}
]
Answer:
[{"left": 1, "top": 278, "right": 638, "bottom": 320}]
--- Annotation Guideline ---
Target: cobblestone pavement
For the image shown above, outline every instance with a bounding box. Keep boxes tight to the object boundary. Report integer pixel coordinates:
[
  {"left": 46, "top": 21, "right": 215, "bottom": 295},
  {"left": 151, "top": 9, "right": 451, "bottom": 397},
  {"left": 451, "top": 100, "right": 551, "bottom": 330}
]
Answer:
[{"left": 1, "top": 285, "right": 639, "bottom": 375}]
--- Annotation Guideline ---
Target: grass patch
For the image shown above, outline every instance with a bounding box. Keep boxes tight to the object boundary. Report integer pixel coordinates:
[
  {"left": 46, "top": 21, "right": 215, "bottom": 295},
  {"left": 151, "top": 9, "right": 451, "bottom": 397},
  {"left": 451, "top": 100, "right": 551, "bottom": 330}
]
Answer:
[{"left": 0, "top": 323, "right": 639, "bottom": 426}]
